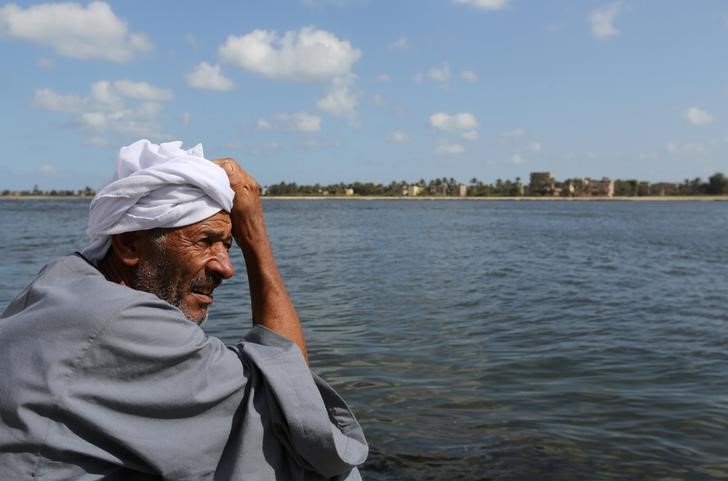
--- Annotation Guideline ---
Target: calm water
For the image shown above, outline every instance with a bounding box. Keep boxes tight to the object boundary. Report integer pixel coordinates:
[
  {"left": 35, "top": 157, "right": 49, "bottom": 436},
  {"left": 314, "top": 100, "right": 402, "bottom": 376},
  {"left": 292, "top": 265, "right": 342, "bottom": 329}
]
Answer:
[{"left": 1, "top": 199, "right": 727, "bottom": 480}]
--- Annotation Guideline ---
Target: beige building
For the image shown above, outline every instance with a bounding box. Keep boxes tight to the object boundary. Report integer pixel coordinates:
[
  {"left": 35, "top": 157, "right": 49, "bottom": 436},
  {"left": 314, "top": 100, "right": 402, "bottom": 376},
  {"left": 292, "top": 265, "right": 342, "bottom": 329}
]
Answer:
[
  {"left": 402, "top": 185, "right": 422, "bottom": 196},
  {"left": 563, "top": 177, "right": 614, "bottom": 197}
]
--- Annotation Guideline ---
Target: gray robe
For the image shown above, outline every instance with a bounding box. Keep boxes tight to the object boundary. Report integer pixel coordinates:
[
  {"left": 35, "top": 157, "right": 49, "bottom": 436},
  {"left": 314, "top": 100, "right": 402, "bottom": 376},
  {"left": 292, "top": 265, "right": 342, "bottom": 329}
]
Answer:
[{"left": 0, "top": 255, "right": 368, "bottom": 480}]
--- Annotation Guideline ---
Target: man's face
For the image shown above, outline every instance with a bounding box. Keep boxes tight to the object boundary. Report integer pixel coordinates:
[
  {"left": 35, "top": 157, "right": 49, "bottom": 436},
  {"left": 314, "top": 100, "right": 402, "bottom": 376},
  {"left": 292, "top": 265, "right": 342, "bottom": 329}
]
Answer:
[{"left": 133, "top": 211, "right": 235, "bottom": 324}]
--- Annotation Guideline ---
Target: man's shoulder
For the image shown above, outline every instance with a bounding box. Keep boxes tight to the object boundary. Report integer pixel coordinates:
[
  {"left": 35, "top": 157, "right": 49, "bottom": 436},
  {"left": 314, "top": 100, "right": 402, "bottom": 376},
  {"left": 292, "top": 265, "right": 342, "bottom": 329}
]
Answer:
[{"left": 3, "top": 254, "right": 185, "bottom": 327}]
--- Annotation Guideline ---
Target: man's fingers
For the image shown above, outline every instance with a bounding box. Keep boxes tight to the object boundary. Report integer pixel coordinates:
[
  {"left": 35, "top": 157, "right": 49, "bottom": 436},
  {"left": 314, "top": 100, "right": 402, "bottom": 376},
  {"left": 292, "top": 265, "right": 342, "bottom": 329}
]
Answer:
[{"left": 213, "top": 157, "right": 260, "bottom": 193}]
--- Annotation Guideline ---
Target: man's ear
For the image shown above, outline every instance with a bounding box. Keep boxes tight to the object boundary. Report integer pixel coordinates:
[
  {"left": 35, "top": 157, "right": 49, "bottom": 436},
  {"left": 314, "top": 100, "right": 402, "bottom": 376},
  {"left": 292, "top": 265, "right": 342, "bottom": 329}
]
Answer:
[{"left": 110, "top": 232, "right": 142, "bottom": 267}]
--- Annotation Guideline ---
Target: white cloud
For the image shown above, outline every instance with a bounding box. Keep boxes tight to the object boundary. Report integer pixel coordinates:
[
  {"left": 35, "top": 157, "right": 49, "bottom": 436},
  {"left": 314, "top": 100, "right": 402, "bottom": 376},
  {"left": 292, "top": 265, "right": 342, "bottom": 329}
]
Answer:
[
  {"left": 666, "top": 142, "right": 705, "bottom": 154},
  {"left": 0, "top": 1, "right": 152, "bottom": 62},
  {"left": 463, "top": 130, "right": 479, "bottom": 141},
  {"left": 461, "top": 70, "right": 478, "bottom": 82},
  {"left": 418, "top": 63, "right": 451, "bottom": 84},
  {"left": 31, "top": 80, "right": 172, "bottom": 138},
  {"left": 113, "top": 80, "right": 172, "bottom": 101},
  {"left": 452, "top": 0, "right": 510, "bottom": 10},
  {"left": 39, "top": 163, "right": 58, "bottom": 174},
  {"left": 317, "top": 75, "right": 358, "bottom": 117},
  {"left": 186, "top": 62, "right": 234, "bottom": 91},
  {"left": 219, "top": 26, "right": 361, "bottom": 81},
  {"left": 181, "top": 112, "right": 191, "bottom": 125},
  {"left": 512, "top": 153, "right": 526, "bottom": 164},
  {"left": 436, "top": 142, "right": 465, "bottom": 155},
  {"left": 590, "top": 3, "right": 621, "bottom": 39},
  {"left": 371, "top": 94, "right": 385, "bottom": 106},
  {"left": 272, "top": 112, "right": 323, "bottom": 132},
  {"left": 531, "top": 142, "right": 542, "bottom": 153},
  {"left": 390, "top": 35, "right": 408, "bottom": 49},
  {"left": 388, "top": 131, "right": 409, "bottom": 142},
  {"left": 257, "top": 119, "right": 273, "bottom": 130},
  {"left": 430, "top": 112, "right": 478, "bottom": 132},
  {"left": 277, "top": 112, "right": 321, "bottom": 132},
  {"left": 685, "top": 107, "right": 715, "bottom": 125},
  {"left": 32, "top": 88, "right": 84, "bottom": 112},
  {"left": 375, "top": 73, "right": 391, "bottom": 82}
]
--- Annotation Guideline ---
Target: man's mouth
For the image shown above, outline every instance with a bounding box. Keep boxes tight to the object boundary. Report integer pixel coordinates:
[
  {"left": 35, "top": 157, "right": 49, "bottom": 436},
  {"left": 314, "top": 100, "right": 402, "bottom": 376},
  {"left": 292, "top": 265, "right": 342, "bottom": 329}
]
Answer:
[
  {"left": 189, "top": 274, "right": 222, "bottom": 305},
  {"left": 190, "top": 287, "right": 215, "bottom": 304}
]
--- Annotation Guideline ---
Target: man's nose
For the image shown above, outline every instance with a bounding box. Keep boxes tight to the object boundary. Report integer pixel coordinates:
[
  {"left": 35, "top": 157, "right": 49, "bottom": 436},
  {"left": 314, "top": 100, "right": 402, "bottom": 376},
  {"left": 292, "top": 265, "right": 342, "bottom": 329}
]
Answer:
[{"left": 208, "top": 248, "right": 235, "bottom": 280}]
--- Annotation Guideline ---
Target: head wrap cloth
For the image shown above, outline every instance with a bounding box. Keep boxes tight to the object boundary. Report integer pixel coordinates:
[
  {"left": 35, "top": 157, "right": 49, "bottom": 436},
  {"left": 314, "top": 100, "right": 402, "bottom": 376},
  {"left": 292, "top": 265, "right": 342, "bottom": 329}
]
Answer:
[{"left": 82, "top": 139, "right": 235, "bottom": 263}]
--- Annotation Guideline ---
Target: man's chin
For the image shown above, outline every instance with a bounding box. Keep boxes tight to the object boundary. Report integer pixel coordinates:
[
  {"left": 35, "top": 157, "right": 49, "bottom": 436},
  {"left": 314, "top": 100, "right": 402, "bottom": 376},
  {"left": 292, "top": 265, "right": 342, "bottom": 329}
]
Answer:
[{"left": 177, "top": 302, "right": 209, "bottom": 325}]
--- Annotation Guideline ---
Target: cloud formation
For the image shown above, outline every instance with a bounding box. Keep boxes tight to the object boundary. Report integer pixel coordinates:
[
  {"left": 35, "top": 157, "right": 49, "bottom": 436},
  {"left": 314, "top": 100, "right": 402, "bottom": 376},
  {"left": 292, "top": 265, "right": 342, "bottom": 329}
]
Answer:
[
  {"left": 388, "top": 131, "right": 409, "bottom": 142},
  {"left": 416, "top": 63, "right": 451, "bottom": 84},
  {"left": 590, "top": 3, "right": 621, "bottom": 39},
  {"left": 436, "top": 142, "right": 465, "bottom": 155},
  {"left": 0, "top": 1, "right": 152, "bottom": 62},
  {"left": 430, "top": 112, "right": 478, "bottom": 132},
  {"left": 461, "top": 70, "right": 478, "bottom": 82},
  {"left": 113, "top": 80, "right": 172, "bottom": 101},
  {"left": 218, "top": 26, "right": 361, "bottom": 81},
  {"left": 684, "top": 107, "right": 715, "bottom": 125},
  {"left": 390, "top": 35, "right": 408, "bottom": 50},
  {"left": 257, "top": 112, "right": 323, "bottom": 133},
  {"left": 452, "top": 0, "right": 510, "bottom": 10},
  {"left": 317, "top": 75, "right": 358, "bottom": 117},
  {"left": 186, "top": 62, "right": 234, "bottom": 91},
  {"left": 462, "top": 130, "right": 479, "bottom": 141},
  {"left": 666, "top": 142, "right": 705, "bottom": 154},
  {"left": 31, "top": 80, "right": 171, "bottom": 138}
]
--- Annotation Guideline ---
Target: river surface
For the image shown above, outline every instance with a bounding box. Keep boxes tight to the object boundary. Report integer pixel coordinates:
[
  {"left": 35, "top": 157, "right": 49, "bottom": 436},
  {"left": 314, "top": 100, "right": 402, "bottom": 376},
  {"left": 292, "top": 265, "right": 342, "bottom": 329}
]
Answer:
[{"left": 1, "top": 199, "right": 727, "bottom": 480}]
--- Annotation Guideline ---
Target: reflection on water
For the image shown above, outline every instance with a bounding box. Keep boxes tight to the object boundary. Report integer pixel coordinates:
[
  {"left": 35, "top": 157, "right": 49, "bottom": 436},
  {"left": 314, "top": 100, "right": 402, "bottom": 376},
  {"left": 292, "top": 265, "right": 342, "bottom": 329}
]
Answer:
[{"left": 1, "top": 199, "right": 727, "bottom": 480}]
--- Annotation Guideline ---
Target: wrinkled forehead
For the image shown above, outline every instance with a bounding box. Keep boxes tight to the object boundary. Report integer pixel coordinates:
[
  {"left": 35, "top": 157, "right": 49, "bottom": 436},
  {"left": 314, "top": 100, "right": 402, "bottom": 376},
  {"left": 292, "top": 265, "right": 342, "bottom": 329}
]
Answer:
[{"left": 169, "top": 211, "right": 232, "bottom": 237}]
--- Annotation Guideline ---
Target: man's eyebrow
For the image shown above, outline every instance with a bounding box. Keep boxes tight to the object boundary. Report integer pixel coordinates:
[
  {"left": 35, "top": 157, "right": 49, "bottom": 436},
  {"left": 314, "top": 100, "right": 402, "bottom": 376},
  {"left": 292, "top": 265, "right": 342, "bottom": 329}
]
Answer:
[
  {"left": 200, "top": 229, "right": 233, "bottom": 243},
  {"left": 199, "top": 229, "right": 230, "bottom": 240}
]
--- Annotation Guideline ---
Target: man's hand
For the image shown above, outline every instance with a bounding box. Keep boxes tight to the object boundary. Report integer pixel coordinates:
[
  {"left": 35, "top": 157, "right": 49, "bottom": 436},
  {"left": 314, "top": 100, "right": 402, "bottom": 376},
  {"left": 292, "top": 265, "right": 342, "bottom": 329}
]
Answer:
[
  {"left": 213, "top": 158, "right": 264, "bottom": 248},
  {"left": 213, "top": 157, "right": 308, "bottom": 363}
]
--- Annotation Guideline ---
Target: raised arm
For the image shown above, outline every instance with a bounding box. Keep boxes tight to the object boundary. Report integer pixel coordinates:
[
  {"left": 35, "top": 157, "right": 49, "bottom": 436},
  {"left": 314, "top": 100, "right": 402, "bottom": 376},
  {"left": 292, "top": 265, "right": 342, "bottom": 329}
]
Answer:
[{"left": 214, "top": 158, "right": 308, "bottom": 363}]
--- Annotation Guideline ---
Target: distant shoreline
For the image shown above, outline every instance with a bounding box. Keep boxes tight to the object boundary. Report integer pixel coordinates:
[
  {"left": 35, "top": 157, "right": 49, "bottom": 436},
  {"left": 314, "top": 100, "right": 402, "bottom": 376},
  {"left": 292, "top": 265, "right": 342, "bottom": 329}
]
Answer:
[
  {"left": 261, "top": 195, "right": 728, "bottom": 201},
  {"left": 1, "top": 195, "right": 727, "bottom": 202}
]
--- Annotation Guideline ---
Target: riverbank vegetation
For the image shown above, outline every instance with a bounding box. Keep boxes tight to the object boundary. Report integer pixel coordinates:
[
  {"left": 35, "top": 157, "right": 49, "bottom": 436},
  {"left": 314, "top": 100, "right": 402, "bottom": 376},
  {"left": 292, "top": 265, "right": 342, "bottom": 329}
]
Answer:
[
  {"left": 265, "top": 173, "right": 728, "bottom": 197},
  {"left": 3, "top": 173, "right": 727, "bottom": 198}
]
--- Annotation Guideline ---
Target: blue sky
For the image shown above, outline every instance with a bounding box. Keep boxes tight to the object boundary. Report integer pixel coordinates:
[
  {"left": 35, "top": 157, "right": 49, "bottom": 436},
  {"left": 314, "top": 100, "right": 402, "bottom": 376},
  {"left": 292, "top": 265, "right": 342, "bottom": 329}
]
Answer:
[{"left": 1, "top": 0, "right": 727, "bottom": 190}]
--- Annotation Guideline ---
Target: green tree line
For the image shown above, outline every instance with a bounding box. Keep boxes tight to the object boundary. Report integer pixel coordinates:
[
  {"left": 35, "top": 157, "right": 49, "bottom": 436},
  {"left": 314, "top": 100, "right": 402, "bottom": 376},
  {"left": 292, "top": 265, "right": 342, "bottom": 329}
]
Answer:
[
  {"left": 265, "top": 173, "right": 728, "bottom": 197},
  {"left": 3, "top": 173, "right": 727, "bottom": 198}
]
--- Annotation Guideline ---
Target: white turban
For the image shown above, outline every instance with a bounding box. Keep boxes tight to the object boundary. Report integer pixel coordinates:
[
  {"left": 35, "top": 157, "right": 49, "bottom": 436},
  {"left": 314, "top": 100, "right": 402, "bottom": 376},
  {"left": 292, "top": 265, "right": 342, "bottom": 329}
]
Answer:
[{"left": 82, "top": 139, "right": 235, "bottom": 263}]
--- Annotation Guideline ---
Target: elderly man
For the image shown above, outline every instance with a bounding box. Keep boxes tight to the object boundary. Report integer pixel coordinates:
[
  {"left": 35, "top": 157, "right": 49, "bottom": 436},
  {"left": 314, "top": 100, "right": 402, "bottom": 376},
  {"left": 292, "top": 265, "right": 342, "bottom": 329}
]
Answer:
[{"left": 0, "top": 140, "right": 368, "bottom": 480}]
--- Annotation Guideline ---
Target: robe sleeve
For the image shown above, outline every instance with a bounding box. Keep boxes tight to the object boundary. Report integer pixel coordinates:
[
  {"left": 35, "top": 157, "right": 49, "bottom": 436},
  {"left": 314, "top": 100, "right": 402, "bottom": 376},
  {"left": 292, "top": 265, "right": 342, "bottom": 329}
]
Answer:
[
  {"left": 55, "top": 298, "right": 366, "bottom": 481},
  {"left": 230, "top": 326, "right": 369, "bottom": 479}
]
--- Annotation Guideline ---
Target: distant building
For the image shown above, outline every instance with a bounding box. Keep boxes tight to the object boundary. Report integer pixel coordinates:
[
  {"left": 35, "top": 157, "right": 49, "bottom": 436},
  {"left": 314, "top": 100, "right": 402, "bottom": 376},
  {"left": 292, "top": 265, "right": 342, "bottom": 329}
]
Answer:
[
  {"left": 458, "top": 184, "right": 467, "bottom": 197},
  {"left": 344, "top": 188, "right": 354, "bottom": 196},
  {"left": 529, "top": 172, "right": 556, "bottom": 196},
  {"left": 428, "top": 183, "right": 449, "bottom": 196},
  {"left": 562, "top": 177, "right": 614, "bottom": 197},
  {"left": 402, "top": 185, "right": 422, "bottom": 196},
  {"left": 586, "top": 177, "right": 614, "bottom": 197}
]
